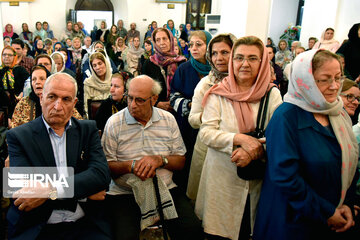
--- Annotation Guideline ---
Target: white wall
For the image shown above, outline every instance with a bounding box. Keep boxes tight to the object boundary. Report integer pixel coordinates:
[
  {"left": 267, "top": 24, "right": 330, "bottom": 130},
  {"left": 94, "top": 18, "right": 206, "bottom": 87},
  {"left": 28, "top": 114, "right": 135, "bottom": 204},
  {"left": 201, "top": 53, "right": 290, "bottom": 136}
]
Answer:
[
  {"left": 246, "top": 0, "right": 272, "bottom": 42},
  {"left": 268, "top": 0, "right": 299, "bottom": 46},
  {"left": 300, "top": 0, "right": 338, "bottom": 48},
  {"left": 124, "top": 0, "right": 186, "bottom": 39},
  {"left": 211, "top": 0, "right": 222, "bottom": 15},
  {"left": 334, "top": 0, "right": 360, "bottom": 44},
  {"left": 219, "top": 0, "right": 248, "bottom": 38}
]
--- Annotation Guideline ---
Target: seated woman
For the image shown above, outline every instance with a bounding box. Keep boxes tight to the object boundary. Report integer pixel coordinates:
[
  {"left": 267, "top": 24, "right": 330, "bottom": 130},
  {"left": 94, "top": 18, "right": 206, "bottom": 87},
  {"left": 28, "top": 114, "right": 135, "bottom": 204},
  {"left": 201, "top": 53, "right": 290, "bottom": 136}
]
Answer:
[
  {"left": 275, "top": 39, "right": 291, "bottom": 69},
  {"left": 126, "top": 36, "right": 144, "bottom": 76},
  {"left": 30, "top": 39, "right": 47, "bottom": 58},
  {"left": 170, "top": 30, "right": 212, "bottom": 190},
  {"left": 19, "top": 23, "right": 33, "bottom": 46},
  {"left": 50, "top": 52, "right": 76, "bottom": 78},
  {"left": 138, "top": 39, "right": 153, "bottom": 74},
  {"left": 141, "top": 28, "right": 186, "bottom": 111},
  {"left": 195, "top": 36, "right": 282, "bottom": 240},
  {"left": 313, "top": 27, "right": 340, "bottom": 53},
  {"left": 187, "top": 33, "right": 236, "bottom": 201},
  {"left": 11, "top": 65, "right": 81, "bottom": 128},
  {"left": 33, "top": 21, "right": 47, "bottom": 41},
  {"left": 95, "top": 72, "right": 128, "bottom": 133},
  {"left": 84, "top": 52, "right": 112, "bottom": 118},
  {"left": 254, "top": 50, "right": 358, "bottom": 239},
  {"left": 340, "top": 78, "right": 360, "bottom": 118},
  {"left": 106, "top": 25, "right": 119, "bottom": 48},
  {"left": 0, "top": 46, "right": 29, "bottom": 118},
  {"left": 110, "top": 37, "right": 127, "bottom": 70},
  {"left": 3, "top": 24, "right": 19, "bottom": 40},
  {"left": 68, "top": 37, "right": 83, "bottom": 72},
  {"left": 82, "top": 41, "right": 117, "bottom": 81}
]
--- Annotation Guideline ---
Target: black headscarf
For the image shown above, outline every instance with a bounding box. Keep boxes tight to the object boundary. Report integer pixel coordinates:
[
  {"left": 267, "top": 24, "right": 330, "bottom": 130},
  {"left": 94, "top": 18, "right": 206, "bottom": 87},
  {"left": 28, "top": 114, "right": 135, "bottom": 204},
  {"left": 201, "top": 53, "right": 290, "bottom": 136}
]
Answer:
[{"left": 29, "top": 65, "right": 51, "bottom": 118}]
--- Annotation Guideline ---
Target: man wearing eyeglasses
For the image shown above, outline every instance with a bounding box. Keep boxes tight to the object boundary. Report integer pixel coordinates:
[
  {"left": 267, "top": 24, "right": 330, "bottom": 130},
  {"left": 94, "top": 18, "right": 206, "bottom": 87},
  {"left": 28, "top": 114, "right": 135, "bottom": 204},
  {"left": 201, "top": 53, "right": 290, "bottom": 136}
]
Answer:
[{"left": 101, "top": 75, "right": 203, "bottom": 239}]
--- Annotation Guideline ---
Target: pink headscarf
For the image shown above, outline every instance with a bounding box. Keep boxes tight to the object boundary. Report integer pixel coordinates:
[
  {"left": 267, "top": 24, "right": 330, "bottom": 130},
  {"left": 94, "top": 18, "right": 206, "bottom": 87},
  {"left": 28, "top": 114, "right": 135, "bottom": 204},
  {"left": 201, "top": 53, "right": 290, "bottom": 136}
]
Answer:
[
  {"left": 3, "top": 24, "right": 14, "bottom": 38},
  {"left": 202, "top": 36, "right": 274, "bottom": 133}
]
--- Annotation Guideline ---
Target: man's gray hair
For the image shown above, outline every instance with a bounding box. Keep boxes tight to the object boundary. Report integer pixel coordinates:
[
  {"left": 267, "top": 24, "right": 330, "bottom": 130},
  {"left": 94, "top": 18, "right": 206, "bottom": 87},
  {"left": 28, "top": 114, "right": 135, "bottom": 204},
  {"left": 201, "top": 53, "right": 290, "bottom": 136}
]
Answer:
[
  {"left": 127, "top": 75, "right": 162, "bottom": 96},
  {"left": 43, "top": 72, "right": 78, "bottom": 98}
]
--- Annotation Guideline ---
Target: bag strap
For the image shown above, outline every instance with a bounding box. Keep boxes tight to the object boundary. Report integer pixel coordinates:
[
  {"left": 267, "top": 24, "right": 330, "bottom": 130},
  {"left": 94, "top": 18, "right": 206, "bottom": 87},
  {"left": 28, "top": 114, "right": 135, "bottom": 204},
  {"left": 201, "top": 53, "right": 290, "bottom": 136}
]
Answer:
[{"left": 255, "top": 86, "right": 275, "bottom": 133}]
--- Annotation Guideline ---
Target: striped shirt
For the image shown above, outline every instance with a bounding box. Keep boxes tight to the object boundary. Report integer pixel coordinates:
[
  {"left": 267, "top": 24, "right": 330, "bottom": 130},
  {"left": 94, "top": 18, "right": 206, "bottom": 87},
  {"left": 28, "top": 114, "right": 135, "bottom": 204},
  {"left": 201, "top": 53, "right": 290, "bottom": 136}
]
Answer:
[{"left": 102, "top": 107, "right": 186, "bottom": 195}]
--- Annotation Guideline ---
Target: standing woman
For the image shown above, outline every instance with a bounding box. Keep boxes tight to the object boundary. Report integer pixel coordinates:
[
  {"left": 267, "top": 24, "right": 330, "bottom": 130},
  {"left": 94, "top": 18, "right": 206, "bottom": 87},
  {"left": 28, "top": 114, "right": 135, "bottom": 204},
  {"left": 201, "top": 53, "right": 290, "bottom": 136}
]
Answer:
[
  {"left": 195, "top": 36, "right": 282, "bottom": 239},
  {"left": 254, "top": 50, "right": 358, "bottom": 239},
  {"left": 142, "top": 27, "right": 186, "bottom": 111},
  {"left": 126, "top": 36, "right": 144, "bottom": 76},
  {"left": 313, "top": 27, "right": 340, "bottom": 53},
  {"left": 170, "top": 30, "right": 212, "bottom": 191},
  {"left": 83, "top": 52, "right": 112, "bottom": 117},
  {"left": 187, "top": 33, "right": 236, "bottom": 201}
]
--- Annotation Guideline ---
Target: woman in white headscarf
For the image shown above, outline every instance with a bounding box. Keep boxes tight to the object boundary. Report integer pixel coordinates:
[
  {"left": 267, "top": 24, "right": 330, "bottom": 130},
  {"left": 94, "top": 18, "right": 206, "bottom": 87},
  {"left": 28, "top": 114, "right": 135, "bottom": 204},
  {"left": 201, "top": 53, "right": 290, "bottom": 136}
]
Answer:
[
  {"left": 254, "top": 49, "right": 358, "bottom": 239},
  {"left": 313, "top": 27, "right": 340, "bottom": 53},
  {"left": 83, "top": 52, "right": 112, "bottom": 118}
]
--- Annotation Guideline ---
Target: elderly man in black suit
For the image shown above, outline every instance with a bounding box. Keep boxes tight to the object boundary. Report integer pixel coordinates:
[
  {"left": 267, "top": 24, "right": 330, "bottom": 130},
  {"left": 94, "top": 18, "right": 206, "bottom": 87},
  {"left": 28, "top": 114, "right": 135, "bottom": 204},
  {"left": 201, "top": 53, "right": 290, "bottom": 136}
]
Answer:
[{"left": 6, "top": 72, "right": 111, "bottom": 240}]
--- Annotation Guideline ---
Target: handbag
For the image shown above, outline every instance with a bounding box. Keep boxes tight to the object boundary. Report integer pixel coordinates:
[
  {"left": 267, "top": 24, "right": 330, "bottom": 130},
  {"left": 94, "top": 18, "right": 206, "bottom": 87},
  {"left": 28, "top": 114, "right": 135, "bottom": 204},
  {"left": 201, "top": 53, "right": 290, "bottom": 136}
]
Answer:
[{"left": 237, "top": 86, "right": 274, "bottom": 180}]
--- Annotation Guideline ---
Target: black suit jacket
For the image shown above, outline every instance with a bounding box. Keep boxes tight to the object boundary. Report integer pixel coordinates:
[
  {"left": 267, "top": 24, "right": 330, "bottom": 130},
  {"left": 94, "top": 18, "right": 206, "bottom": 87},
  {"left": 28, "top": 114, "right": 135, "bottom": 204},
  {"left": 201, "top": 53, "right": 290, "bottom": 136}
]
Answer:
[{"left": 6, "top": 117, "right": 111, "bottom": 240}]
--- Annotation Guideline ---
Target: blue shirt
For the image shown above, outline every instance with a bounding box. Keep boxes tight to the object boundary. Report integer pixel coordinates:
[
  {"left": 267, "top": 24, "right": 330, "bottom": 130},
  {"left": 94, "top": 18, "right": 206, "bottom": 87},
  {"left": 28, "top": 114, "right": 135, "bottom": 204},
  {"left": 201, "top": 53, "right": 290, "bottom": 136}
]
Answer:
[{"left": 42, "top": 116, "right": 85, "bottom": 223}]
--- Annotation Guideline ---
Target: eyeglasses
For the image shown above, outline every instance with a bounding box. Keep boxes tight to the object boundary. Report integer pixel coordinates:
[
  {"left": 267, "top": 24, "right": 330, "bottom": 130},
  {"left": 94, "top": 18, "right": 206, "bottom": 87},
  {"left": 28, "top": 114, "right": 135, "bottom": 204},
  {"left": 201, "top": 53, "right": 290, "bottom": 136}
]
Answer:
[
  {"left": 315, "top": 76, "right": 344, "bottom": 86},
  {"left": 124, "top": 93, "right": 152, "bottom": 105},
  {"left": 3, "top": 53, "right": 15, "bottom": 57},
  {"left": 189, "top": 42, "right": 204, "bottom": 49},
  {"left": 233, "top": 56, "right": 261, "bottom": 64},
  {"left": 340, "top": 93, "right": 360, "bottom": 103}
]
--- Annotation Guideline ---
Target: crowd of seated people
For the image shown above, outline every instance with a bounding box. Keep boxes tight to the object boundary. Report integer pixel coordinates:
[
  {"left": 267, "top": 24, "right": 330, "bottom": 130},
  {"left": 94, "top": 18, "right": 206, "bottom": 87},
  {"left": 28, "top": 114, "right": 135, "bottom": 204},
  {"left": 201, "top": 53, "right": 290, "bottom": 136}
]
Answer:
[{"left": 1, "top": 18, "right": 360, "bottom": 240}]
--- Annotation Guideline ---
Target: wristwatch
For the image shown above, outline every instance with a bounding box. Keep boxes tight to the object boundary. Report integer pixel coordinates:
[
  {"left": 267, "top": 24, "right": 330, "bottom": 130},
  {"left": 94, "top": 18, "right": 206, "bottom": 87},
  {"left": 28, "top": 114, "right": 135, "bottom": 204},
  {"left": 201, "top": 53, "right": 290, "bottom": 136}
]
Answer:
[
  {"left": 161, "top": 155, "right": 169, "bottom": 167},
  {"left": 48, "top": 188, "right": 58, "bottom": 200}
]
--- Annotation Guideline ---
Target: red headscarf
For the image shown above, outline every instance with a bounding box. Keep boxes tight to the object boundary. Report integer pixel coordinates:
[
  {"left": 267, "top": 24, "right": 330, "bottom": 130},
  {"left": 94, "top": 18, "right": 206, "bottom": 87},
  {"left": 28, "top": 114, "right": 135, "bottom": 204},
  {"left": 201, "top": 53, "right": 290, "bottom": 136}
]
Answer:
[
  {"left": 202, "top": 36, "right": 274, "bottom": 133},
  {"left": 3, "top": 24, "right": 14, "bottom": 38}
]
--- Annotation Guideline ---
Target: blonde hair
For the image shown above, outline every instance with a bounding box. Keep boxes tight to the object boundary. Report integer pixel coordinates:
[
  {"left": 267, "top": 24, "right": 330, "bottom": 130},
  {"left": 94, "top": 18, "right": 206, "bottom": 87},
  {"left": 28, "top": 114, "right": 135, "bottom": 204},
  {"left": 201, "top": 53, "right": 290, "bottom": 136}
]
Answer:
[{"left": 189, "top": 31, "right": 206, "bottom": 43}]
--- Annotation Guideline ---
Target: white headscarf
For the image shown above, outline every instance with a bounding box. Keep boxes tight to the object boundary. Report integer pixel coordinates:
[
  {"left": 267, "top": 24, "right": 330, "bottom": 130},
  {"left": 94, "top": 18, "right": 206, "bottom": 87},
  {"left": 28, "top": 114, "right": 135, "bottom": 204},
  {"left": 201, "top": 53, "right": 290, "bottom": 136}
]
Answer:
[{"left": 284, "top": 49, "right": 358, "bottom": 206}]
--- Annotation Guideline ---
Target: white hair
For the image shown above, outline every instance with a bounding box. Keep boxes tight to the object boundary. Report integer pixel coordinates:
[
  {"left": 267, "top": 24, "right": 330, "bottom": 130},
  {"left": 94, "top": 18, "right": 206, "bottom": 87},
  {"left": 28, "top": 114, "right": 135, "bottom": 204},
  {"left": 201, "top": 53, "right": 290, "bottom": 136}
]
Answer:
[{"left": 43, "top": 72, "right": 78, "bottom": 98}]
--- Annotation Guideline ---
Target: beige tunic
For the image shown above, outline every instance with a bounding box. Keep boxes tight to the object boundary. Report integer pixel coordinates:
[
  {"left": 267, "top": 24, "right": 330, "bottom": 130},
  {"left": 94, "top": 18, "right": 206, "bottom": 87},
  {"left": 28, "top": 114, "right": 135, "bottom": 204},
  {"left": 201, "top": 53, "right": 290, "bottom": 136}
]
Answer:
[
  {"left": 187, "top": 74, "right": 216, "bottom": 201},
  {"left": 195, "top": 88, "right": 282, "bottom": 240}
]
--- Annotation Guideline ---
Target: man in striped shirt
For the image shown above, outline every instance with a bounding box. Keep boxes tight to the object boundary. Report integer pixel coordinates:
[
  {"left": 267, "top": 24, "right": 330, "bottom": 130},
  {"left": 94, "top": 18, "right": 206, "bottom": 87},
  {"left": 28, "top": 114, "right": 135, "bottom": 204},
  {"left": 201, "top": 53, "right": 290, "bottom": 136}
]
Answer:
[{"left": 102, "top": 75, "right": 203, "bottom": 239}]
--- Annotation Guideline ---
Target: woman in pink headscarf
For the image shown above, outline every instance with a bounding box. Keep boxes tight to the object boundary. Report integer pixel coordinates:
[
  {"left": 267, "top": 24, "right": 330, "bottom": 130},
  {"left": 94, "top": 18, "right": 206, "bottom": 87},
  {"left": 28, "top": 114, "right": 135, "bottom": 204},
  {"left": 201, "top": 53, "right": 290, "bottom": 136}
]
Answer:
[
  {"left": 3, "top": 24, "right": 19, "bottom": 40},
  {"left": 195, "top": 36, "right": 282, "bottom": 239}
]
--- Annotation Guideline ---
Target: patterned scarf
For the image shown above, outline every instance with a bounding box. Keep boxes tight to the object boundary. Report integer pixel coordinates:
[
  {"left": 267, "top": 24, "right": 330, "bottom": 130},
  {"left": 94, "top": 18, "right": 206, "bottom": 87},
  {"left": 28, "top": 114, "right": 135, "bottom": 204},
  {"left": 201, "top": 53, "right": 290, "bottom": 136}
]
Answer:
[
  {"left": 284, "top": 49, "right": 358, "bottom": 207},
  {"left": 0, "top": 46, "right": 17, "bottom": 91},
  {"left": 150, "top": 28, "right": 186, "bottom": 98}
]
